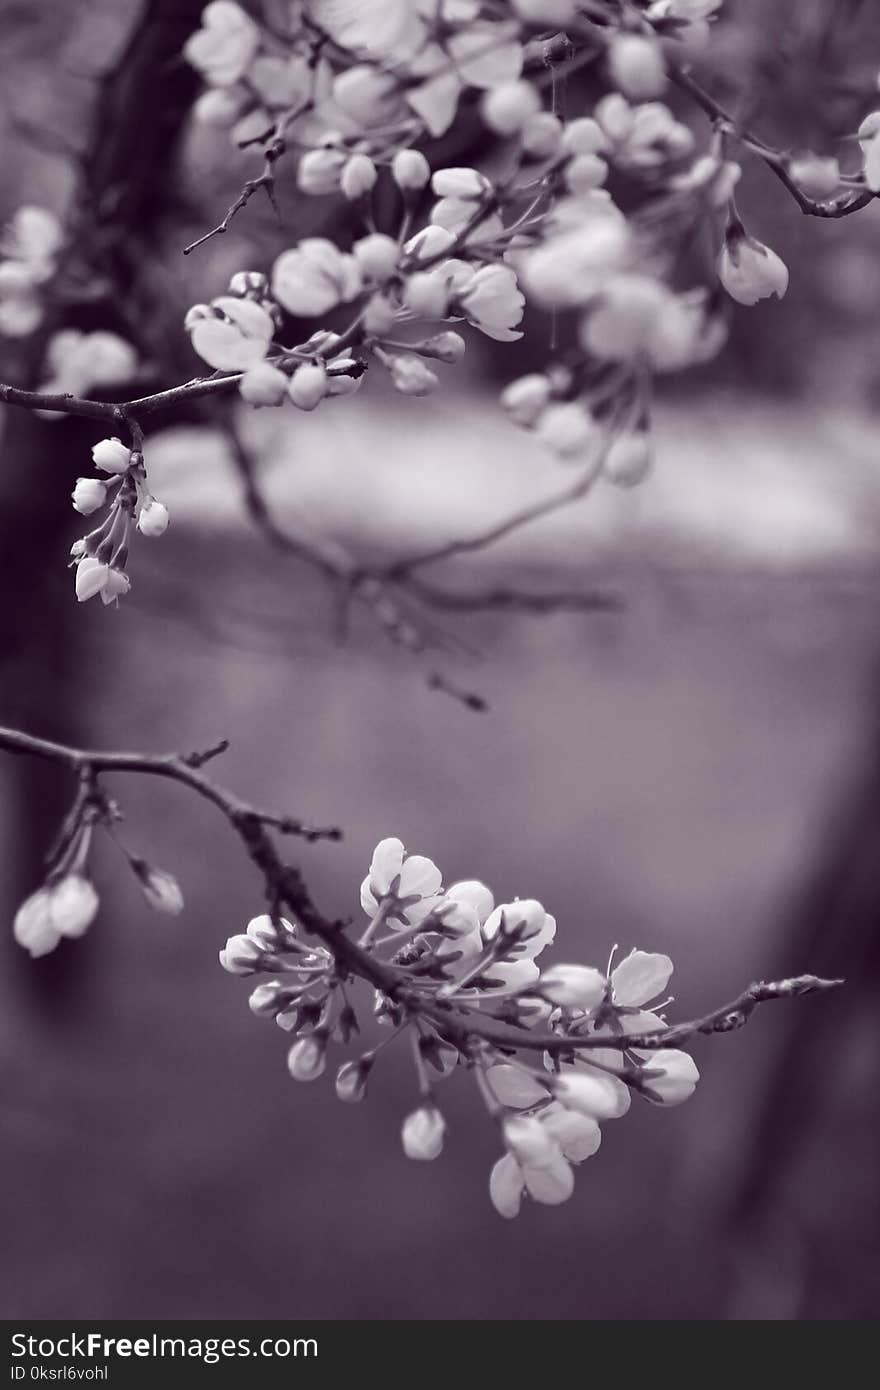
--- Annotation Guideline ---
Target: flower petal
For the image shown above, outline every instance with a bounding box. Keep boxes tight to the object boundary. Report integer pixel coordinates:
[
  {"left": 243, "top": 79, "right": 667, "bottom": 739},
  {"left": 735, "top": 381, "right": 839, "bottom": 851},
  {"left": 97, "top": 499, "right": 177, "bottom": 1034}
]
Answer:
[{"left": 611, "top": 949, "right": 673, "bottom": 1007}]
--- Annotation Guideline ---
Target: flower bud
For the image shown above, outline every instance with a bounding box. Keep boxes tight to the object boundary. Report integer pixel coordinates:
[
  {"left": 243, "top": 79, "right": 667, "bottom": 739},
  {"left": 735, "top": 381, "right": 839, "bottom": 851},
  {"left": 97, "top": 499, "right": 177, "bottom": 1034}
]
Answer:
[
  {"left": 391, "top": 149, "right": 431, "bottom": 191},
  {"left": 501, "top": 373, "right": 551, "bottom": 427},
  {"left": 417, "top": 331, "right": 466, "bottom": 364},
  {"left": 565, "top": 153, "right": 608, "bottom": 195},
  {"left": 335, "top": 1057, "right": 372, "bottom": 1103},
  {"left": 352, "top": 233, "right": 399, "bottom": 283},
  {"left": 287, "top": 1033, "right": 327, "bottom": 1082},
  {"left": 193, "top": 87, "right": 246, "bottom": 126},
  {"left": 717, "top": 227, "right": 789, "bottom": 306},
  {"left": 537, "top": 402, "right": 600, "bottom": 459},
  {"left": 604, "top": 431, "right": 652, "bottom": 488},
  {"left": 229, "top": 270, "right": 269, "bottom": 298},
  {"left": 521, "top": 111, "right": 563, "bottom": 159},
  {"left": 137, "top": 497, "right": 170, "bottom": 537},
  {"left": 401, "top": 1105, "right": 446, "bottom": 1160},
  {"left": 481, "top": 79, "right": 541, "bottom": 136},
  {"left": 430, "top": 167, "right": 489, "bottom": 200},
  {"left": 13, "top": 888, "right": 59, "bottom": 957},
  {"left": 341, "top": 153, "right": 377, "bottom": 200},
  {"left": 445, "top": 879, "right": 494, "bottom": 925},
  {"left": 246, "top": 913, "right": 294, "bottom": 947},
  {"left": 485, "top": 899, "right": 545, "bottom": 945},
  {"left": 608, "top": 35, "right": 667, "bottom": 99},
  {"left": 297, "top": 147, "right": 346, "bottom": 195},
  {"left": 553, "top": 1067, "right": 631, "bottom": 1120},
  {"left": 562, "top": 117, "right": 608, "bottom": 157},
  {"left": 288, "top": 361, "right": 327, "bottom": 411},
  {"left": 219, "top": 933, "right": 263, "bottom": 975},
  {"left": 71, "top": 477, "right": 107, "bottom": 515},
  {"left": 540, "top": 963, "right": 606, "bottom": 1009},
  {"left": 131, "top": 860, "right": 184, "bottom": 915},
  {"left": 48, "top": 873, "right": 99, "bottom": 939},
  {"left": 639, "top": 1050, "right": 699, "bottom": 1105},
  {"left": 239, "top": 362, "right": 289, "bottom": 406},
  {"left": 787, "top": 154, "right": 840, "bottom": 200},
  {"left": 404, "top": 224, "right": 457, "bottom": 262},
  {"left": 91, "top": 437, "right": 132, "bottom": 474},
  {"left": 248, "top": 980, "right": 288, "bottom": 1017},
  {"left": 385, "top": 353, "right": 439, "bottom": 396}
]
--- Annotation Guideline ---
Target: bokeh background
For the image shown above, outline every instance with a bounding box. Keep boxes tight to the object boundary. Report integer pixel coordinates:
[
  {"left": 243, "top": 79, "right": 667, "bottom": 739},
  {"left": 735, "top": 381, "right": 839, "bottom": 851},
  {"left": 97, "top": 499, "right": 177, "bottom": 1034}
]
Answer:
[{"left": 1, "top": 0, "right": 879, "bottom": 1320}]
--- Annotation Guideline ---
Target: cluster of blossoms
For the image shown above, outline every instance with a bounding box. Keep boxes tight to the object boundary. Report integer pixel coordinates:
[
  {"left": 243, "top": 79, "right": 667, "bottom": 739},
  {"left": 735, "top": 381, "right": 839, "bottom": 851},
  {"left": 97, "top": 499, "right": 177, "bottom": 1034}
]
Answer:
[
  {"left": 0, "top": 207, "right": 62, "bottom": 337},
  {"left": 175, "top": 0, "right": 880, "bottom": 506},
  {"left": 3, "top": 1, "right": 878, "bottom": 606},
  {"left": 69, "top": 438, "right": 170, "bottom": 605},
  {"left": 221, "top": 836, "right": 699, "bottom": 1217}
]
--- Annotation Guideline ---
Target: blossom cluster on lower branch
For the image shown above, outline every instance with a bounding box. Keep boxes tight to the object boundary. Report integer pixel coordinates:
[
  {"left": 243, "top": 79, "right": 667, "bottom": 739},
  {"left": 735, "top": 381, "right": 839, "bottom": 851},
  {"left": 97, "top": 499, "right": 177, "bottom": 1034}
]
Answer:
[{"left": 221, "top": 835, "right": 701, "bottom": 1218}]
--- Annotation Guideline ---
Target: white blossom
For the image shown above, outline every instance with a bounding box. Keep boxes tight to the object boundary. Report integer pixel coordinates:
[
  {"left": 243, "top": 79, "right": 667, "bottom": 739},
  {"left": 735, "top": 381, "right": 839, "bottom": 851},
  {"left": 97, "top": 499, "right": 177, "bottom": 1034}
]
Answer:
[
  {"left": 333, "top": 66, "right": 402, "bottom": 127},
  {"left": 360, "top": 837, "right": 443, "bottom": 929},
  {"left": 352, "top": 233, "right": 399, "bottom": 283},
  {"left": 297, "top": 147, "right": 348, "bottom": 196},
  {"left": 75, "top": 558, "right": 130, "bottom": 606},
  {"left": 457, "top": 265, "right": 524, "bottom": 341},
  {"left": 183, "top": 2, "right": 259, "bottom": 87},
  {"left": 189, "top": 296, "right": 275, "bottom": 371},
  {"left": 272, "top": 238, "right": 361, "bottom": 316},
  {"left": 638, "top": 1050, "right": 700, "bottom": 1105},
  {"left": 539, "top": 1103, "right": 602, "bottom": 1162},
  {"left": 482, "top": 899, "right": 555, "bottom": 959},
  {"left": 14, "top": 874, "right": 99, "bottom": 958}
]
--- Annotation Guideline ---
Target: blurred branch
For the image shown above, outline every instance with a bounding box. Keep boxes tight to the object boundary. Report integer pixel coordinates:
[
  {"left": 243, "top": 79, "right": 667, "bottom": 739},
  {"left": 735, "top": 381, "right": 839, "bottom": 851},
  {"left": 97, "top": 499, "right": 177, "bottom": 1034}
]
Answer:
[{"left": 669, "top": 63, "right": 876, "bottom": 219}]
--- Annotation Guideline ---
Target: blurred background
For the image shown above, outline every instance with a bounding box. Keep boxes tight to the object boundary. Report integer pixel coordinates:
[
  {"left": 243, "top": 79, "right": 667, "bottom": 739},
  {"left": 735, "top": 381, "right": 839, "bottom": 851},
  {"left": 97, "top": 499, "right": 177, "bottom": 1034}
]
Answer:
[{"left": 1, "top": 0, "right": 879, "bottom": 1321}]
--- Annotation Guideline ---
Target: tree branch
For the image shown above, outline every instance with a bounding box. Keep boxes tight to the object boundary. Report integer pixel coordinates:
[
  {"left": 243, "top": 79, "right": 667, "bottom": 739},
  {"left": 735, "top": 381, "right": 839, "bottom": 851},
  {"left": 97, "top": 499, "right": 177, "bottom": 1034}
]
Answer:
[{"left": 0, "top": 722, "right": 841, "bottom": 1058}]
